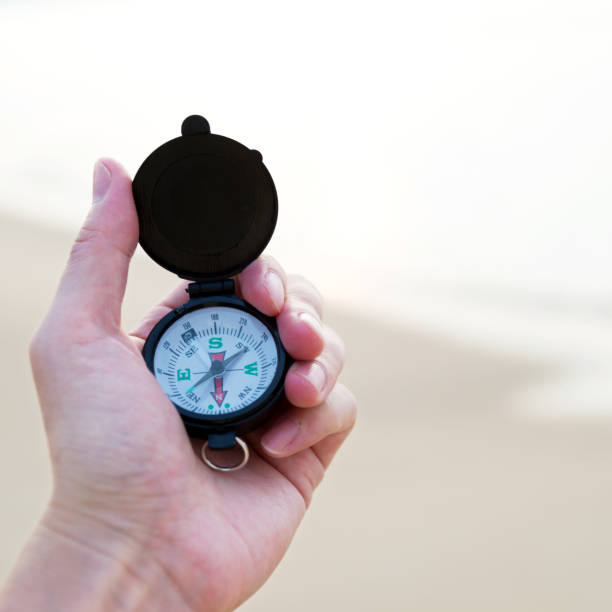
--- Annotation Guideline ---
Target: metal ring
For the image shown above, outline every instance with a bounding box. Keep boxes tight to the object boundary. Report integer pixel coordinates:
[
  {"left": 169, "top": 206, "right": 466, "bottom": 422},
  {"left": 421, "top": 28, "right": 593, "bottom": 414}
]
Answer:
[{"left": 202, "top": 437, "right": 250, "bottom": 472}]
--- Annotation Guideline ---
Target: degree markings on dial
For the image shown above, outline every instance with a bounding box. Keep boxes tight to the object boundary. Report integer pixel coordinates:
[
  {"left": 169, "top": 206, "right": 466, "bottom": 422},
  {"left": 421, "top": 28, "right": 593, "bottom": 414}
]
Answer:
[{"left": 155, "top": 310, "right": 278, "bottom": 415}]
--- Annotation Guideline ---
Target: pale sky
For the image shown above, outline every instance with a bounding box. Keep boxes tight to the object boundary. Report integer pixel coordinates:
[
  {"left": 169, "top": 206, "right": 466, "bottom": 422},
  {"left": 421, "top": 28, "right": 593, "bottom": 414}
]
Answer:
[{"left": 2, "top": 0, "right": 612, "bottom": 413}]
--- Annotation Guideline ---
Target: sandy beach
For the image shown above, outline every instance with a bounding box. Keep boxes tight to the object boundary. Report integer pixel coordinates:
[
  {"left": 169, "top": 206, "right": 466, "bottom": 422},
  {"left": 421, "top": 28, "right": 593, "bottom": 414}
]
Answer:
[{"left": 2, "top": 214, "right": 612, "bottom": 611}]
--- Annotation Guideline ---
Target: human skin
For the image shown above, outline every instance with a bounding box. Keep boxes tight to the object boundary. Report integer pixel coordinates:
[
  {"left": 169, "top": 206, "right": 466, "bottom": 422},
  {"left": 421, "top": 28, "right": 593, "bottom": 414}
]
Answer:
[{"left": 0, "top": 159, "right": 356, "bottom": 611}]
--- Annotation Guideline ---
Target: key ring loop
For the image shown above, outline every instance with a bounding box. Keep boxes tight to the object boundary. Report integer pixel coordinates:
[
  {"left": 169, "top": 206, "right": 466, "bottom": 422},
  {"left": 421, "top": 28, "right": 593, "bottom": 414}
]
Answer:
[{"left": 202, "top": 436, "right": 249, "bottom": 472}]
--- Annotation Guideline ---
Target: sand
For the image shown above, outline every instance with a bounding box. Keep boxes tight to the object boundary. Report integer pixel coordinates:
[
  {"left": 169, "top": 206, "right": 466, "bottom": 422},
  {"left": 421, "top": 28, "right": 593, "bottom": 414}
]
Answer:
[{"left": 1, "top": 214, "right": 612, "bottom": 611}]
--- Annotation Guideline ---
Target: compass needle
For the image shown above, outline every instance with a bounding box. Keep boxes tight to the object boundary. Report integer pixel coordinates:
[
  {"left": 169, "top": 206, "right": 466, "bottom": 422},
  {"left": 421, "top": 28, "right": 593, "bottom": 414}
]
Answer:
[{"left": 137, "top": 116, "right": 290, "bottom": 471}]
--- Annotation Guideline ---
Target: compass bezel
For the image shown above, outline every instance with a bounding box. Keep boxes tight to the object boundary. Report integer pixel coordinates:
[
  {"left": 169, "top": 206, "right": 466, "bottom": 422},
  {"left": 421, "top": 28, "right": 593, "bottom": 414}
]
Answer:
[{"left": 142, "top": 295, "right": 289, "bottom": 438}]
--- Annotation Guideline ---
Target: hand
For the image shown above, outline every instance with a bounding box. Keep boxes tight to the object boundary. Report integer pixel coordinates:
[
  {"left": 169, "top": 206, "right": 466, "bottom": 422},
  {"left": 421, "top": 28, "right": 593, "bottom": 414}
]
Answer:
[{"left": 1, "top": 159, "right": 356, "bottom": 612}]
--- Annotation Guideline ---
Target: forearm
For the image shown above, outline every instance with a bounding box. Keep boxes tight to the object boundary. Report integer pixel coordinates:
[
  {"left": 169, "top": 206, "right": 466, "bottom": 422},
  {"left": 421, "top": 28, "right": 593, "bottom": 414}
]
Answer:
[{"left": 0, "top": 507, "right": 193, "bottom": 612}]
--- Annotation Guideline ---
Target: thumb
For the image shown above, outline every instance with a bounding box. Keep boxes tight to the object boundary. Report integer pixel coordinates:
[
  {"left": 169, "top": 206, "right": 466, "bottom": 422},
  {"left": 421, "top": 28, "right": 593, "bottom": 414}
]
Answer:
[{"left": 52, "top": 158, "right": 138, "bottom": 330}]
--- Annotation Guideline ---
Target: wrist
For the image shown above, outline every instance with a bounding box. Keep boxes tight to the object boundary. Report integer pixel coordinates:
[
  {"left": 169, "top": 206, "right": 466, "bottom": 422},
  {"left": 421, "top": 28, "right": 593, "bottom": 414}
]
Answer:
[{"left": 0, "top": 502, "right": 192, "bottom": 612}]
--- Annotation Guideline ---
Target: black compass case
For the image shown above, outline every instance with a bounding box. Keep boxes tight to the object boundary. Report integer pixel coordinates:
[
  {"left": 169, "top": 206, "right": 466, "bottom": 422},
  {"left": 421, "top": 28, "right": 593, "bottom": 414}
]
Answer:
[
  {"left": 133, "top": 115, "right": 289, "bottom": 449},
  {"left": 133, "top": 115, "right": 278, "bottom": 281}
]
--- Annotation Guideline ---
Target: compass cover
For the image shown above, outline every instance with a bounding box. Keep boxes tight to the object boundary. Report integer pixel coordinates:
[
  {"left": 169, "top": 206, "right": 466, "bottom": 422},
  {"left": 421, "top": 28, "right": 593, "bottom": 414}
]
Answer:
[{"left": 132, "top": 116, "right": 278, "bottom": 280}]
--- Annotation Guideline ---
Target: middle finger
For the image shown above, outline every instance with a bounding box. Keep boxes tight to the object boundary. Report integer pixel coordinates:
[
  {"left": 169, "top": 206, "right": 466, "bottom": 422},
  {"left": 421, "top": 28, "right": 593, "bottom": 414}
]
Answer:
[{"left": 284, "top": 324, "right": 345, "bottom": 408}]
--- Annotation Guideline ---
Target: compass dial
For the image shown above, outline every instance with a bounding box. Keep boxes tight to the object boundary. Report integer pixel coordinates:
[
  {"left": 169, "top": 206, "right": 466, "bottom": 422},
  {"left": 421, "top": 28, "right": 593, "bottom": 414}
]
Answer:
[{"left": 152, "top": 306, "right": 280, "bottom": 416}]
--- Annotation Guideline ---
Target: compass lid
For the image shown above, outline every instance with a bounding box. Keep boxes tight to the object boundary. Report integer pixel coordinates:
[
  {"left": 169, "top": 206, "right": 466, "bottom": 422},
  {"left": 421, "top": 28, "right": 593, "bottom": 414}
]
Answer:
[{"left": 132, "top": 115, "right": 278, "bottom": 281}]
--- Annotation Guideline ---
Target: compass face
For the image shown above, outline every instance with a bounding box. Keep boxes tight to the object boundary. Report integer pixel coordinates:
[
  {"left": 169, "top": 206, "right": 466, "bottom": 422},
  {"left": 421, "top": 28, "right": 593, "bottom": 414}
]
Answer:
[{"left": 152, "top": 306, "right": 280, "bottom": 417}]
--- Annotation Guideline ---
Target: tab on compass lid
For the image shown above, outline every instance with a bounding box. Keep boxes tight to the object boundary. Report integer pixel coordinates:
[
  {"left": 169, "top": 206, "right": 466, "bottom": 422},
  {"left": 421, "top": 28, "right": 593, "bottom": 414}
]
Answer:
[{"left": 132, "top": 115, "right": 278, "bottom": 281}]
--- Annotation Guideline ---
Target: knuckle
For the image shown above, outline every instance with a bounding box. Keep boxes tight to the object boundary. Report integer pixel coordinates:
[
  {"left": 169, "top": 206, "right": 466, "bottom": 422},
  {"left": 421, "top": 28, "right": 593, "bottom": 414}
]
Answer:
[
  {"left": 70, "top": 224, "right": 103, "bottom": 258},
  {"left": 345, "top": 394, "right": 358, "bottom": 429},
  {"left": 69, "top": 224, "right": 132, "bottom": 264},
  {"left": 287, "top": 272, "right": 313, "bottom": 288},
  {"left": 31, "top": 311, "right": 103, "bottom": 361},
  {"left": 284, "top": 294, "right": 320, "bottom": 320},
  {"left": 28, "top": 325, "right": 47, "bottom": 367},
  {"left": 65, "top": 314, "right": 105, "bottom": 346},
  {"left": 310, "top": 359, "right": 329, "bottom": 394},
  {"left": 325, "top": 383, "right": 358, "bottom": 433},
  {"left": 338, "top": 383, "right": 358, "bottom": 429},
  {"left": 322, "top": 325, "right": 346, "bottom": 366},
  {"left": 261, "top": 254, "right": 286, "bottom": 280},
  {"left": 287, "top": 274, "right": 324, "bottom": 315}
]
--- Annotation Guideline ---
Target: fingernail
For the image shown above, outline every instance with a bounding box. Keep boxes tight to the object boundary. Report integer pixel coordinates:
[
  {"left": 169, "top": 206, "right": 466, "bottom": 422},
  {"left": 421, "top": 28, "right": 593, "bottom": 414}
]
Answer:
[
  {"left": 92, "top": 161, "right": 112, "bottom": 204},
  {"left": 265, "top": 270, "right": 285, "bottom": 312},
  {"left": 261, "top": 417, "right": 300, "bottom": 454},
  {"left": 296, "top": 360, "right": 327, "bottom": 393},
  {"left": 298, "top": 311, "right": 323, "bottom": 337}
]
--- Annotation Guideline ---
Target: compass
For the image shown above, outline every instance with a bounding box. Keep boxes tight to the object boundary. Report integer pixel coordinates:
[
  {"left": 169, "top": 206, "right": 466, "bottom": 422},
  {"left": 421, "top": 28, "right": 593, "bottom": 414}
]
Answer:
[{"left": 134, "top": 115, "right": 290, "bottom": 471}]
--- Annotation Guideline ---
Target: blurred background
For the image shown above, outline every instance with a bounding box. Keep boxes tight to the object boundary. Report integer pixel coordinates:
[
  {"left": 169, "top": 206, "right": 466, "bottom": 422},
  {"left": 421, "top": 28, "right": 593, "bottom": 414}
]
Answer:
[{"left": 2, "top": 0, "right": 612, "bottom": 610}]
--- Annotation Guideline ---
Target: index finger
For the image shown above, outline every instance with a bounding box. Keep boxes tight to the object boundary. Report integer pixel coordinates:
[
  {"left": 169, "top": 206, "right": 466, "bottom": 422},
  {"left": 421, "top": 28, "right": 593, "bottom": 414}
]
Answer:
[{"left": 235, "top": 254, "right": 287, "bottom": 317}]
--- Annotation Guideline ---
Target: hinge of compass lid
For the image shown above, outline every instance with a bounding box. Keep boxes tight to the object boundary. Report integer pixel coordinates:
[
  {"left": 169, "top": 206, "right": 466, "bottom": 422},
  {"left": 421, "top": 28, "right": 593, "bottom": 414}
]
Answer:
[{"left": 187, "top": 279, "right": 235, "bottom": 298}]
